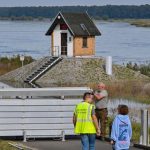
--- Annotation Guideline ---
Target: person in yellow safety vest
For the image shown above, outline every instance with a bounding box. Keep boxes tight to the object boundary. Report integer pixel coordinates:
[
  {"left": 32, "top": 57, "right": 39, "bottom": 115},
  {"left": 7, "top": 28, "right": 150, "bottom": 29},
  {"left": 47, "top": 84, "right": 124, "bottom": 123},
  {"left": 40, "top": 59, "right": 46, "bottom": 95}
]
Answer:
[{"left": 73, "top": 92, "right": 101, "bottom": 150}]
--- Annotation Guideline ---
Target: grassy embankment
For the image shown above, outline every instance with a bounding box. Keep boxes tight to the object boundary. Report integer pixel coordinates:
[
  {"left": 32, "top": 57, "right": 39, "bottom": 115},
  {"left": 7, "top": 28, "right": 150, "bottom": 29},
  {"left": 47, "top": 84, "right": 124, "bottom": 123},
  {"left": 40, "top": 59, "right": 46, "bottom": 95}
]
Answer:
[
  {"left": 0, "top": 56, "right": 149, "bottom": 103},
  {"left": 0, "top": 140, "right": 17, "bottom": 150},
  {"left": 129, "top": 19, "right": 150, "bottom": 27},
  {"left": 0, "top": 55, "right": 34, "bottom": 75},
  {"left": 103, "top": 19, "right": 150, "bottom": 27}
]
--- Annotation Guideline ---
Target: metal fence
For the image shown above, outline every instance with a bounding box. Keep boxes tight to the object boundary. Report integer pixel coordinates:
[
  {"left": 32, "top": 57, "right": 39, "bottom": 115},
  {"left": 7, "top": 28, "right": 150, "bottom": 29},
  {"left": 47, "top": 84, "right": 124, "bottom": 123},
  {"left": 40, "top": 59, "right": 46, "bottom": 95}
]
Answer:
[{"left": 0, "top": 87, "right": 90, "bottom": 142}]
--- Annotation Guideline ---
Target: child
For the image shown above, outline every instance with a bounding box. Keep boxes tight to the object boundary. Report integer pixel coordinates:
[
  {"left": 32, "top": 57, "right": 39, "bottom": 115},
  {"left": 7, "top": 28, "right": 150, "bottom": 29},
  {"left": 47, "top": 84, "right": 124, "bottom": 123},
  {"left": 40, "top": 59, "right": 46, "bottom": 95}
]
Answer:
[{"left": 111, "top": 105, "right": 132, "bottom": 150}]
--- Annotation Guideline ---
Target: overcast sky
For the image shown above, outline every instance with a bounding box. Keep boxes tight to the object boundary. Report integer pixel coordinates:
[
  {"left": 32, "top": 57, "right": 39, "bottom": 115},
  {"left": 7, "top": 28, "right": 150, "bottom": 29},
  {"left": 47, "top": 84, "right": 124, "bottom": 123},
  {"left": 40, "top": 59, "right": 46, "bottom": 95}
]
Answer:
[{"left": 0, "top": 0, "right": 150, "bottom": 7}]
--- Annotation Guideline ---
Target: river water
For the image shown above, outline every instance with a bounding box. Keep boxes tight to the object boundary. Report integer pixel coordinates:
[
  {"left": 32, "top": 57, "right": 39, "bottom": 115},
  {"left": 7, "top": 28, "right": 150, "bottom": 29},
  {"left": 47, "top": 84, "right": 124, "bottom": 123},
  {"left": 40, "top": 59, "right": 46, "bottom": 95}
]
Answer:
[
  {"left": 0, "top": 20, "right": 150, "bottom": 64},
  {"left": 108, "top": 99, "right": 150, "bottom": 123}
]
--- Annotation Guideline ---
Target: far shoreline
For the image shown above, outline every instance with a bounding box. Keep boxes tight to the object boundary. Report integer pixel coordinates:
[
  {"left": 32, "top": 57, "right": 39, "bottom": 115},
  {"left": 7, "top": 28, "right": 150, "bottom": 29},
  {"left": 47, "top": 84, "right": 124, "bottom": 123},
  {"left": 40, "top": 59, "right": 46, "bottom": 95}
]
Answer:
[{"left": 0, "top": 17, "right": 150, "bottom": 27}]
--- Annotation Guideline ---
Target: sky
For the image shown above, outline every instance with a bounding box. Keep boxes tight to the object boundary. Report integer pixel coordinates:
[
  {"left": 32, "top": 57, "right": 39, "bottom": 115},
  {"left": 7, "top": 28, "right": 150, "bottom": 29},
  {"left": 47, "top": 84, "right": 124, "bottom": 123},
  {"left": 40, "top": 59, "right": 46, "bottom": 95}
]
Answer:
[{"left": 0, "top": 0, "right": 150, "bottom": 7}]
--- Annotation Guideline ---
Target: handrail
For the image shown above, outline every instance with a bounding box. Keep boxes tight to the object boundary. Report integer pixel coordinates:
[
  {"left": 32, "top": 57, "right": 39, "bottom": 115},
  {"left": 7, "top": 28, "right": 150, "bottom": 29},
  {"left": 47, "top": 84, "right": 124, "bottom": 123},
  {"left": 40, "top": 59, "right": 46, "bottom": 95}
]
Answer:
[
  {"left": 29, "top": 57, "right": 62, "bottom": 83},
  {"left": 52, "top": 46, "right": 68, "bottom": 56}
]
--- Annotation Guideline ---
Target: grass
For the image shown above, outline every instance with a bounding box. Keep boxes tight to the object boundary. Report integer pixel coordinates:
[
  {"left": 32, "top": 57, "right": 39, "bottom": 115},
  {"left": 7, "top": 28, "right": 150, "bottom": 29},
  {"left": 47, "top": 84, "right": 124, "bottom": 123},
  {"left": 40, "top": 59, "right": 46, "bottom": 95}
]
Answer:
[
  {"left": 0, "top": 140, "right": 17, "bottom": 150},
  {"left": 130, "top": 19, "right": 150, "bottom": 27},
  {"left": 0, "top": 55, "right": 34, "bottom": 75},
  {"left": 89, "top": 80, "right": 150, "bottom": 104},
  {"left": 107, "top": 80, "right": 150, "bottom": 104},
  {"left": 102, "top": 19, "right": 150, "bottom": 28},
  {"left": 126, "top": 62, "right": 150, "bottom": 77}
]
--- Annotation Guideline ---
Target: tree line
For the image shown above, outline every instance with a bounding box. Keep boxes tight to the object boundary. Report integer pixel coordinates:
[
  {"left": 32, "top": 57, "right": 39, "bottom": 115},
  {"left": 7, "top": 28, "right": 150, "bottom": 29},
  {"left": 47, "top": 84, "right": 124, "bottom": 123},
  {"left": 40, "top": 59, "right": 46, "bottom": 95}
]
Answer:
[{"left": 0, "top": 5, "right": 150, "bottom": 20}]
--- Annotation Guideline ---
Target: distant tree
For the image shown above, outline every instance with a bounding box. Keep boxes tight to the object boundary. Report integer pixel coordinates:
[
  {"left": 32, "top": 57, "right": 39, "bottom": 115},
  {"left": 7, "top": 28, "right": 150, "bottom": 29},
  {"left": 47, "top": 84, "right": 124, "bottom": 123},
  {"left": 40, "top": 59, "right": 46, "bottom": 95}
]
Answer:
[{"left": 0, "top": 5, "right": 150, "bottom": 19}]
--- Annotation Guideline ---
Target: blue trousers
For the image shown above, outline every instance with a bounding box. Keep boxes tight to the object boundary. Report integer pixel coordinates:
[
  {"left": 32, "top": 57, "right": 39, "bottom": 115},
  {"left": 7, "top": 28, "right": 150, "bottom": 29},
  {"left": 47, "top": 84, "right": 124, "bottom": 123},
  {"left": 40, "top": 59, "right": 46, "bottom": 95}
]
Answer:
[{"left": 80, "top": 134, "right": 96, "bottom": 150}]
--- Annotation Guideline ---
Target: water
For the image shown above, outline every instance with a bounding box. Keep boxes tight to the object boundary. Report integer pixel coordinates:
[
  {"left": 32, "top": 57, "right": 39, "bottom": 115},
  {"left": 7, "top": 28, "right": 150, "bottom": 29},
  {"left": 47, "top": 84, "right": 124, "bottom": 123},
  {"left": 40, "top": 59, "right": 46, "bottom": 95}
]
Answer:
[
  {"left": 0, "top": 21, "right": 50, "bottom": 58},
  {"left": 0, "top": 20, "right": 150, "bottom": 64},
  {"left": 108, "top": 99, "right": 150, "bottom": 123}
]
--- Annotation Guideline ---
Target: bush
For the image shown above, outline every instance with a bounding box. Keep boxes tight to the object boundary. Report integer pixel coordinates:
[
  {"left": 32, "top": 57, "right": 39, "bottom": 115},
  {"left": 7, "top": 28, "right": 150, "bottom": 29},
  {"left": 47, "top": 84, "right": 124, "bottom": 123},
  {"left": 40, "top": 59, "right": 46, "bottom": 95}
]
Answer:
[
  {"left": 126, "top": 62, "right": 150, "bottom": 77},
  {"left": 0, "top": 55, "right": 34, "bottom": 75}
]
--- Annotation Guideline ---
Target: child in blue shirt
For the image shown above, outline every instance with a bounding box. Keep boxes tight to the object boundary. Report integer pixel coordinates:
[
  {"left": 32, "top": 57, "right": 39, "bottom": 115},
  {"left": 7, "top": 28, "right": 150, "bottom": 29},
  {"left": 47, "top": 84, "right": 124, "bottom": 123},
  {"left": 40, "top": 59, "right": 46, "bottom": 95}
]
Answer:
[{"left": 111, "top": 105, "right": 132, "bottom": 150}]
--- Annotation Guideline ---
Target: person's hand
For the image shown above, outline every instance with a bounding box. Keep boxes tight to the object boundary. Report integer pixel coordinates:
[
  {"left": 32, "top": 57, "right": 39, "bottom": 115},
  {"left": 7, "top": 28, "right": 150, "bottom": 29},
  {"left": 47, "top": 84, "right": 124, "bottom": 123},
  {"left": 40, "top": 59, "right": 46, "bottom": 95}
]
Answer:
[
  {"left": 110, "top": 140, "right": 114, "bottom": 145},
  {"left": 96, "top": 128, "right": 101, "bottom": 136}
]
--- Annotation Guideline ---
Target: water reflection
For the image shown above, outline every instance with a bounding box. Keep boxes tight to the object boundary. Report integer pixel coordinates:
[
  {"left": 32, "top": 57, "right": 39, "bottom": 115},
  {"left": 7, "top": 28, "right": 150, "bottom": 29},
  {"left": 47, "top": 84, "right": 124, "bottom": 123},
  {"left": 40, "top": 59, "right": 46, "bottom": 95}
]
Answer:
[{"left": 108, "top": 99, "right": 150, "bottom": 123}]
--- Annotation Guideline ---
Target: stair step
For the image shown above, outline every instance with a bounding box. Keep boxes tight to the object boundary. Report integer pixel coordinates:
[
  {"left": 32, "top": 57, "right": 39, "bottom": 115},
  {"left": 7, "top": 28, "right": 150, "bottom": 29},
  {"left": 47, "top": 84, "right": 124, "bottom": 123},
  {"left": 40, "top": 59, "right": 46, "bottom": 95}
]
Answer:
[
  {"left": 34, "top": 71, "right": 40, "bottom": 73},
  {"left": 37, "top": 69, "right": 43, "bottom": 72},
  {"left": 39, "top": 67, "right": 45, "bottom": 69},
  {"left": 42, "top": 65, "right": 49, "bottom": 68},
  {"left": 25, "top": 57, "right": 61, "bottom": 84},
  {"left": 45, "top": 62, "right": 52, "bottom": 65}
]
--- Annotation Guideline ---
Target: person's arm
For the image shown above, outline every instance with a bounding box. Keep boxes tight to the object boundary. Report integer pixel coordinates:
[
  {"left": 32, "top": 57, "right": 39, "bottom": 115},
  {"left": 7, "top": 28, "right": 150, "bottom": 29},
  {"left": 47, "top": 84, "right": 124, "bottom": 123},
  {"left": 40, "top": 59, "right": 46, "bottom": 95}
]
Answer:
[
  {"left": 94, "top": 93, "right": 105, "bottom": 100},
  {"left": 94, "top": 90, "right": 108, "bottom": 101},
  {"left": 111, "top": 117, "right": 117, "bottom": 143},
  {"left": 73, "top": 113, "right": 77, "bottom": 127},
  {"left": 92, "top": 114, "right": 101, "bottom": 136},
  {"left": 129, "top": 121, "right": 132, "bottom": 140}
]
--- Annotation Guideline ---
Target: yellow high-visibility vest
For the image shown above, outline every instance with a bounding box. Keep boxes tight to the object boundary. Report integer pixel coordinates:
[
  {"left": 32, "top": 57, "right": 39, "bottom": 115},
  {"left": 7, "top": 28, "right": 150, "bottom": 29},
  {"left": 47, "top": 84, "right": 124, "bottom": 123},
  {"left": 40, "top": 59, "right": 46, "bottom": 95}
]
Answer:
[{"left": 74, "top": 102, "right": 96, "bottom": 134}]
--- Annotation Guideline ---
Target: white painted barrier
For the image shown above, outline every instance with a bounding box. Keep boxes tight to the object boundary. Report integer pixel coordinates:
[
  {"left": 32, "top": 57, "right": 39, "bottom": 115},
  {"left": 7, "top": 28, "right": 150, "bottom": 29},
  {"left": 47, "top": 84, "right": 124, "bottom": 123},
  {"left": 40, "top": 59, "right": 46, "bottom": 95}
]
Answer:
[
  {"left": 0, "top": 99, "right": 82, "bottom": 141},
  {"left": 0, "top": 88, "right": 90, "bottom": 141},
  {"left": 0, "top": 87, "right": 91, "bottom": 97}
]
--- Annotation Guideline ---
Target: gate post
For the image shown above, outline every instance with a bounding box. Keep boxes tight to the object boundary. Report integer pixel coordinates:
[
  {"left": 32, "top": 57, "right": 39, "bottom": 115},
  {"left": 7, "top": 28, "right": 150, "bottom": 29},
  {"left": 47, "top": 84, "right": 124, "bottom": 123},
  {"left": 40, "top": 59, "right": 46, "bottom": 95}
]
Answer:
[
  {"left": 140, "top": 109, "right": 149, "bottom": 146},
  {"left": 23, "top": 130, "right": 27, "bottom": 142},
  {"left": 62, "top": 130, "right": 65, "bottom": 142}
]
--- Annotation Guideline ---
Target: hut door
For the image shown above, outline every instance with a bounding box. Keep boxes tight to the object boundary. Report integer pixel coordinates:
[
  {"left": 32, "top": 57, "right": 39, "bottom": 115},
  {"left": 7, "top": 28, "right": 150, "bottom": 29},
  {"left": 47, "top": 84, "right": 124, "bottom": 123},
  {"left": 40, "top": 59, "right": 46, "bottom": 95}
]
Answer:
[{"left": 61, "top": 33, "right": 67, "bottom": 56}]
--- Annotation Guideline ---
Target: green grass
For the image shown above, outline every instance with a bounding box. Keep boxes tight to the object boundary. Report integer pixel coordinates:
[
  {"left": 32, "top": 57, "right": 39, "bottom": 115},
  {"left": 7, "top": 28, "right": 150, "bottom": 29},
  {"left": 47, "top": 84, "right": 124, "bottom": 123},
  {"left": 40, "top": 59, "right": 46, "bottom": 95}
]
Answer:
[
  {"left": 89, "top": 80, "right": 150, "bottom": 104},
  {"left": 0, "top": 55, "right": 34, "bottom": 75},
  {"left": 130, "top": 20, "right": 150, "bottom": 27},
  {"left": 0, "top": 140, "right": 17, "bottom": 150},
  {"left": 101, "top": 19, "right": 150, "bottom": 28}
]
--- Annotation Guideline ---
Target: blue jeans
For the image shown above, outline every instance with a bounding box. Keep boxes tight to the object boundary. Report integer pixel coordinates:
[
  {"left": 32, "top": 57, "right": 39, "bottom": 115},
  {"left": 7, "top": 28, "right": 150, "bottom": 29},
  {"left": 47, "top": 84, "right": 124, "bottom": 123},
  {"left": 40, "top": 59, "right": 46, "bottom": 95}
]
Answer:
[{"left": 80, "top": 134, "right": 96, "bottom": 150}]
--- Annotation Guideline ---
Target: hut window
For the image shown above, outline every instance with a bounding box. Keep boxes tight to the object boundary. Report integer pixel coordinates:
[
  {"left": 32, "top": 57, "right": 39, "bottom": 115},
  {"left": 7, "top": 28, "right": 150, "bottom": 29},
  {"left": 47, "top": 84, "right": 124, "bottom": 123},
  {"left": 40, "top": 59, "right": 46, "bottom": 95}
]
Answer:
[
  {"left": 83, "top": 37, "right": 88, "bottom": 48},
  {"left": 69, "top": 37, "right": 72, "bottom": 42},
  {"left": 60, "top": 24, "right": 68, "bottom": 30}
]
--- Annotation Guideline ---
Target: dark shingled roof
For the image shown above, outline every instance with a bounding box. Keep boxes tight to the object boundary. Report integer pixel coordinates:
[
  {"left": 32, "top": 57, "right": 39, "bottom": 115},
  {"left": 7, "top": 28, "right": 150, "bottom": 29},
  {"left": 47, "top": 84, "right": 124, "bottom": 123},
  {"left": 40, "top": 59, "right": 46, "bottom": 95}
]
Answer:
[{"left": 46, "top": 12, "right": 101, "bottom": 36}]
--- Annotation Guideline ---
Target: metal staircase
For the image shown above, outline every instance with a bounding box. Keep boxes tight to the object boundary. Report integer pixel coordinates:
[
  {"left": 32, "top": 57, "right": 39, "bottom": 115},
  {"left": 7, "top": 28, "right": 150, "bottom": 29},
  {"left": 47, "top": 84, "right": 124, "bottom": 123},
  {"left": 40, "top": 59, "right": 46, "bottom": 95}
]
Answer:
[{"left": 24, "top": 57, "right": 62, "bottom": 85}]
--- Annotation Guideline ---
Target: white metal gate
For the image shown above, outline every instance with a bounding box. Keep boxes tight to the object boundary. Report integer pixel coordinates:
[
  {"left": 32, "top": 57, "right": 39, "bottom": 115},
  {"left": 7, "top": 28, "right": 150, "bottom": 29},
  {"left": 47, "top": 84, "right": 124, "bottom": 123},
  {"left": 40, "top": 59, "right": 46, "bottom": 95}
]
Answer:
[{"left": 0, "top": 87, "right": 90, "bottom": 141}]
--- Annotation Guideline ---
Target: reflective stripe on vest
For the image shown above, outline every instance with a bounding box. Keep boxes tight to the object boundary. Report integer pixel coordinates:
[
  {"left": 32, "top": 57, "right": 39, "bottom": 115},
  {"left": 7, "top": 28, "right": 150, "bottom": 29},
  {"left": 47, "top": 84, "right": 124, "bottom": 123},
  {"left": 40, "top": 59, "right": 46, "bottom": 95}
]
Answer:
[{"left": 74, "top": 102, "right": 96, "bottom": 134}]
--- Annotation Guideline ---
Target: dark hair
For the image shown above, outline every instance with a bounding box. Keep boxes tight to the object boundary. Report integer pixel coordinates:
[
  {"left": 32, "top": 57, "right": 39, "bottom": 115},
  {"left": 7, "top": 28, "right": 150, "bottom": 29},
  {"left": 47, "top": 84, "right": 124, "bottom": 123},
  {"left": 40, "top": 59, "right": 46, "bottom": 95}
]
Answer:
[
  {"left": 118, "top": 105, "right": 129, "bottom": 115},
  {"left": 83, "top": 92, "right": 92, "bottom": 100}
]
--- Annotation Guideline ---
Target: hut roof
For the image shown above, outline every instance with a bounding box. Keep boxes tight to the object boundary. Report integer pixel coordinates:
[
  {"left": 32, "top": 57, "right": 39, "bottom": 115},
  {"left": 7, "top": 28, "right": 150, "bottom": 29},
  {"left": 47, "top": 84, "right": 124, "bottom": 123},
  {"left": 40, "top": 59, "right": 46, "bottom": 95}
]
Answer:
[{"left": 46, "top": 12, "right": 101, "bottom": 36}]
